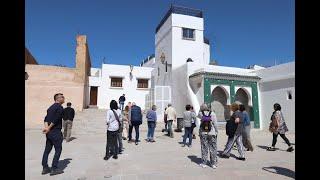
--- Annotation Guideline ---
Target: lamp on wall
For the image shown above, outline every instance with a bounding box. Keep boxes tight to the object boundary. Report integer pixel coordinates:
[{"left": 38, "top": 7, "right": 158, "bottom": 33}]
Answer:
[
  {"left": 129, "top": 65, "right": 134, "bottom": 80},
  {"left": 160, "top": 53, "right": 165, "bottom": 64}
]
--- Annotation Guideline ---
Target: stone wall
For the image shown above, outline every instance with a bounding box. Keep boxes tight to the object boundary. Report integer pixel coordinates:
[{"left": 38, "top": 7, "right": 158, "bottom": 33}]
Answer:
[{"left": 25, "top": 35, "right": 91, "bottom": 128}]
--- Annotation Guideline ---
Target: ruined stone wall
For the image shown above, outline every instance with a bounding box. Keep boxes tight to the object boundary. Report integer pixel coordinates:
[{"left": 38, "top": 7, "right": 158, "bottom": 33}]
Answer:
[
  {"left": 25, "top": 35, "right": 91, "bottom": 128},
  {"left": 25, "top": 48, "right": 38, "bottom": 65}
]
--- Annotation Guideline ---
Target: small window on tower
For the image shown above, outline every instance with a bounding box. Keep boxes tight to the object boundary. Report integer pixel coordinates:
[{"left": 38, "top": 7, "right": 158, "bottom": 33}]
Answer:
[
  {"left": 158, "top": 67, "right": 160, "bottom": 76},
  {"left": 182, "top": 28, "right": 195, "bottom": 40},
  {"left": 287, "top": 91, "right": 292, "bottom": 100}
]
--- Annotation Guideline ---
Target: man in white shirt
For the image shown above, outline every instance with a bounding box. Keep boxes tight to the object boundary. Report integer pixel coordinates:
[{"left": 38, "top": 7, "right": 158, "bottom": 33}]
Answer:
[{"left": 165, "top": 103, "right": 176, "bottom": 138}]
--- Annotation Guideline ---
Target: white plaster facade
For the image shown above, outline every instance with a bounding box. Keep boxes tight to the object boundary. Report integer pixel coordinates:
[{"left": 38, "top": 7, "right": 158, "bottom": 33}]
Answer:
[
  {"left": 254, "top": 62, "right": 295, "bottom": 132},
  {"left": 88, "top": 64, "right": 153, "bottom": 110}
]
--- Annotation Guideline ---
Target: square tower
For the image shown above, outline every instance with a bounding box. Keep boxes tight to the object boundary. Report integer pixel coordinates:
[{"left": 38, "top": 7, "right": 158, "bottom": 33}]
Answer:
[{"left": 155, "top": 5, "right": 210, "bottom": 70}]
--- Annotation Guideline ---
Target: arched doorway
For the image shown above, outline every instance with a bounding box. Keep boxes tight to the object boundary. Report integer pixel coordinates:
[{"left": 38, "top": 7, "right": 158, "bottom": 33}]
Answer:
[
  {"left": 235, "top": 88, "right": 253, "bottom": 123},
  {"left": 211, "top": 86, "right": 230, "bottom": 121}
]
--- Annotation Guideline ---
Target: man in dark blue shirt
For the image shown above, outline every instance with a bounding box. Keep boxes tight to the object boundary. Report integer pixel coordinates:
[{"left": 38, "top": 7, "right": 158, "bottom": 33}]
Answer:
[{"left": 41, "top": 93, "right": 65, "bottom": 176}]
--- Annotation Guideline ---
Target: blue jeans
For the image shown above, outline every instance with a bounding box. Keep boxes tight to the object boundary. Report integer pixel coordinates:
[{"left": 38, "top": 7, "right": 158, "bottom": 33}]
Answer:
[
  {"left": 167, "top": 120, "right": 174, "bottom": 137},
  {"left": 183, "top": 127, "right": 192, "bottom": 145},
  {"left": 147, "top": 121, "right": 156, "bottom": 140},
  {"left": 119, "top": 102, "right": 124, "bottom": 110},
  {"left": 42, "top": 130, "right": 63, "bottom": 169}
]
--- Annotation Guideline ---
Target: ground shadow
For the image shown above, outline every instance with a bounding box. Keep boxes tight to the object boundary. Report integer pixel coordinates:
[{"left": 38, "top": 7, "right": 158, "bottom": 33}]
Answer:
[
  {"left": 58, "top": 158, "right": 72, "bottom": 171},
  {"left": 187, "top": 155, "right": 202, "bottom": 165},
  {"left": 262, "top": 166, "right": 295, "bottom": 179},
  {"left": 217, "top": 150, "right": 237, "bottom": 159},
  {"left": 68, "top": 137, "right": 77, "bottom": 142},
  {"left": 256, "top": 145, "right": 284, "bottom": 151}
]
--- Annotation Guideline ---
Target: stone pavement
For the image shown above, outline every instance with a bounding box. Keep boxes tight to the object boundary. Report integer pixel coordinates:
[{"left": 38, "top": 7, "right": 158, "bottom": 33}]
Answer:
[{"left": 26, "top": 109, "right": 295, "bottom": 180}]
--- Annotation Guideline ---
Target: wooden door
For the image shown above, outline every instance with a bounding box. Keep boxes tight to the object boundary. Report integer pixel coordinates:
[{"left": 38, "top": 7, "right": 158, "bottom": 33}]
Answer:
[{"left": 90, "top": 87, "right": 98, "bottom": 105}]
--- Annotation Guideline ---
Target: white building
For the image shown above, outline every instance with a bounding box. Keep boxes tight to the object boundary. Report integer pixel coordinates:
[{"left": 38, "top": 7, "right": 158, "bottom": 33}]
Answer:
[
  {"left": 88, "top": 5, "right": 295, "bottom": 132},
  {"left": 255, "top": 62, "right": 295, "bottom": 132},
  {"left": 88, "top": 64, "right": 153, "bottom": 110}
]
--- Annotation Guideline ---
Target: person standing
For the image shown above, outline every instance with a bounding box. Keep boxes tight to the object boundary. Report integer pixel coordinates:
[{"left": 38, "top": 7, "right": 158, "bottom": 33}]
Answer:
[
  {"left": 197, "top": 104, "right": 218, "bottom": 169},
  {"left": 118, "top": 94, "right": 126, "bottom": 111},
  {"left": 128, "top": 102, "right": 143, "bottom": 145},
  {"left": 220, "top": 103, "right": 246, "bottom": 161},
  {"left": 127, "top": 102, "right": 132, "bottom": 110},
  {"left": 104, "top": 100, "right": 122, "bottom": 160},
  {"left": 182, "top": 105, "right": 196, "bottom": 147},
  {"left": 146, "top": 105, "right": 157, "bottom": 142},
  {"left": 62, "top": 102, "right": 75, "bottom": 142},
  {"left": 239, "top": 104, "right": 253, "bottom": 151},
  {"left": 162, "top": 107, "right": 168, "bottom": 133},
  {"left": 190, "top": 106, "right": 197, "bottom": 139},
  {"left": 41, "top": 93, "right": 65, "bottom": 176},
  {"left": 122, "top": 105, "right": 130, "bottom": 140},
  {"left": 267, "top": 103, "right": 294, "bottom": 152},
  {"left": 165, "top": 103, "right": 176, "bottom": 138}
]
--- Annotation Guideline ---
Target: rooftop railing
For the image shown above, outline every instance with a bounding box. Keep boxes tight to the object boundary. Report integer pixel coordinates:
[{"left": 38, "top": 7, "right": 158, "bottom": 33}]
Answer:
[{"left": 156, "top": 5, "right": 203, "bottom": 33}]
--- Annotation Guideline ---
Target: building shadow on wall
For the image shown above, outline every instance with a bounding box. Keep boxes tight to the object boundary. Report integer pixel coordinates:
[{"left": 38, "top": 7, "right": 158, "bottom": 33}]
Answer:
[
  {"left": 262, "top": 166, "right": 295, "bottom": 179},
  {"left": 58, "top": 158, "right": 72, "bottom": 171}
]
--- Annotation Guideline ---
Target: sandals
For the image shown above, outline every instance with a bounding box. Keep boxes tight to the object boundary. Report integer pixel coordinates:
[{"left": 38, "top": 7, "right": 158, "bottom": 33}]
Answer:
[{"left": 266, "top": 147, "right": 276, "bottom": 151}]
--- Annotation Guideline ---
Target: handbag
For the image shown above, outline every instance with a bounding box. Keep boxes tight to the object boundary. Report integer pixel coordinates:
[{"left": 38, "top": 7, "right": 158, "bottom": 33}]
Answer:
[
  {"left": 269, "top": 113, "right": 279, "bottom": 133},
  {"left": 112, "top": 110, "right": 122, "bottom": 131}
]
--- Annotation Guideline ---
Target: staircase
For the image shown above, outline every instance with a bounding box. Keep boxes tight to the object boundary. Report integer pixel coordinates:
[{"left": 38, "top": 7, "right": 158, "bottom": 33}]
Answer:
[
  {"left": 72, "top": 108, "right": 107, "bottom": 136},
  {"left": 72, "top": 108, "right": 228, "bottom": 136}
]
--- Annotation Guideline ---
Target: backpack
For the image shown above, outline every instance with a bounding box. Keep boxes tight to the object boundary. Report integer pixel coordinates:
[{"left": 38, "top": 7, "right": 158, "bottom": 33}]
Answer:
[
  {"left": 226, "top": 118, "right": 237, "bottom": 137},
  {"left": 200, "top": 111, "right": 212, "bottom": 132},
  {"left": 111, "top": 110, "right": 122, "bottom": 131}
]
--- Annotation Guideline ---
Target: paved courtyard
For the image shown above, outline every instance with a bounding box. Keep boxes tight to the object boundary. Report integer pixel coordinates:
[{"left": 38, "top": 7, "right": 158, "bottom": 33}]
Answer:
[{"left": 26, "top": 109, "right": 295, "bottom": 180}]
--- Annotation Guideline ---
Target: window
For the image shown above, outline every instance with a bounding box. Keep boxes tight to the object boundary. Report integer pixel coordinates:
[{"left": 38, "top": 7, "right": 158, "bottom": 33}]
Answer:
[
  {"left": 287, "top": 91, "right": 293, "bottom": 100},
  {"left": 158, "top": 67, "right": 160, "bottom": 76},
  {"left": 182, "top": 28, "right": 195, "bottom": 40},
  {"left": 110, "top": 77, "right": 123, "bottom": 87},
  {"left": 137, "top": 79, "right": 149, "bottom": 88}
]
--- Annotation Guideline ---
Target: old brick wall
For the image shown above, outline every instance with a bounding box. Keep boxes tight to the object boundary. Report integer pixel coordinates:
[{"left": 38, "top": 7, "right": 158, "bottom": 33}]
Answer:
[{"left": 25, "top": 35, "right": 91, "bottom": 128}]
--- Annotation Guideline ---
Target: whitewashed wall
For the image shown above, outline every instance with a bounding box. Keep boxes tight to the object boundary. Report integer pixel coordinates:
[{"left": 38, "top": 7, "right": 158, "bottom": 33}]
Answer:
[
  {"left": 171, "top": 13, "right": 205, "bottom": 68},
  {"left": 255, "top": 62, "right": 295, "bottom": 132},
  {"left": 89, "top": 65, "right": 153, "bottom": 110}
]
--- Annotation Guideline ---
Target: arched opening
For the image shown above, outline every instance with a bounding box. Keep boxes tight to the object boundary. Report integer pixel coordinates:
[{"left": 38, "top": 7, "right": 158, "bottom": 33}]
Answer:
[
  {"left": 235, "top": 88, "right": 253, "bottom": 123},
  {"left": 211, "top": 86, "right": 230, "bottom": 121}
]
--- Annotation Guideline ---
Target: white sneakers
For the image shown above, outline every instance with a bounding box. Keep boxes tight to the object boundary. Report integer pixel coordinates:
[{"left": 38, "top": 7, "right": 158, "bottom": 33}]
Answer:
[
  {"left": 199, "top": 163, "right": 208, "bottom": 168},
  {"left": 199, "top": 163, "right": 217, "bottom": 169}
]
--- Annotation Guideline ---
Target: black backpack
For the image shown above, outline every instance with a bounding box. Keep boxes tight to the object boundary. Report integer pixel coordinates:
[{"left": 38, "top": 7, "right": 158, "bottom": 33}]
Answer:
[
  {"left": 226, "top": 118, "right": 237, "bottom": 137},
  {"left": 200, "top": 111, "right": 212, "bottom": 132}
]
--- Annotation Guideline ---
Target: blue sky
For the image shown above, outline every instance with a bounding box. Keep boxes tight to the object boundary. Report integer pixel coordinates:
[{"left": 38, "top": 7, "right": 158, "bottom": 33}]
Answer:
[{"left": 26, "top": 0, "right": 295, "bottom": 68}]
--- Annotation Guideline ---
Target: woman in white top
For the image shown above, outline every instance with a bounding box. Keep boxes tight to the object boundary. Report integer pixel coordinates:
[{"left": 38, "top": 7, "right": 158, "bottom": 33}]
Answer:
[{"left": 104, "top": 100, "right": 122, "bottom": 160}]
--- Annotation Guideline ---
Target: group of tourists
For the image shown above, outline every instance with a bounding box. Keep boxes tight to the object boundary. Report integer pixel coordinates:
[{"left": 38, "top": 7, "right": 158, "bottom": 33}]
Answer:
[
  {"left": 40, "top": 92, "right": 294, "bottom": 175},
  {"left": 104, "top": 99, "right": 145, "bottom": 161}
]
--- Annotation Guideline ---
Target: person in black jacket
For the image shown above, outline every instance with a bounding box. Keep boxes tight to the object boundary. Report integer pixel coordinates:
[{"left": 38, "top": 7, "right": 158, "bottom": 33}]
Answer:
[
  {"left": 62, "top": 102, "right": 75, "bottom": 142},
  {"left": 41, "top": 93, "right": 65, "bottom": 176},
  {"left": 220, "top": 103, "right": 246, "bottom": 160},
  {"left": 118, "top": 94, "right": 126, "bottom": 111}
]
